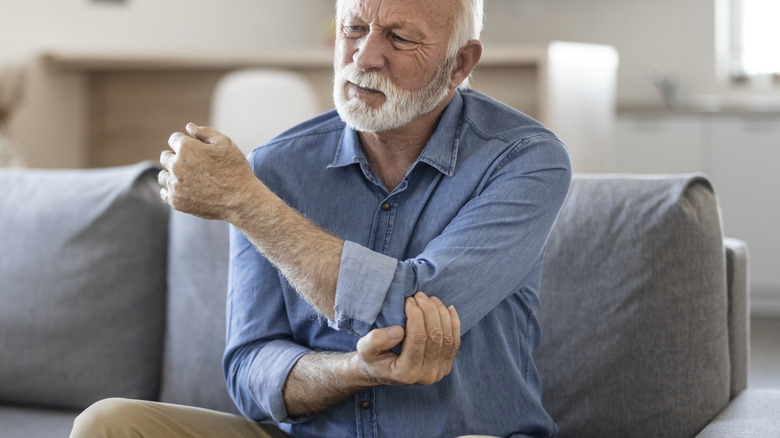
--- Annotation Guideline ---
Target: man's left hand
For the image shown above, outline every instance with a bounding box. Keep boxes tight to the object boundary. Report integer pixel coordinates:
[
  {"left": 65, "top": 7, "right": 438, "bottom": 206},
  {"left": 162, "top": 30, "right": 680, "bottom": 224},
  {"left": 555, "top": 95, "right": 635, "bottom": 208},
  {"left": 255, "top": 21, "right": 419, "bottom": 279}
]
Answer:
[
  {"left": 159, "top": 123, "right": 257, "bottom": 220},
  {"left": 356, "top": 292, "right": 461, "bottom": 386}
]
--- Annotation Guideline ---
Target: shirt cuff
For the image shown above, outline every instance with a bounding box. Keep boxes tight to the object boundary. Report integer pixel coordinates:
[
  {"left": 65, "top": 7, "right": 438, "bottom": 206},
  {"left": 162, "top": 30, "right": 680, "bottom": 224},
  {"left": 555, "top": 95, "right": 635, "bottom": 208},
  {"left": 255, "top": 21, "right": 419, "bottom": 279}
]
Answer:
[
  {"left": 332, "top": 240, "right": 398, "bottom": 336},
  {"left": 248, "top": 339, "right": 311, "bottom": 424}
]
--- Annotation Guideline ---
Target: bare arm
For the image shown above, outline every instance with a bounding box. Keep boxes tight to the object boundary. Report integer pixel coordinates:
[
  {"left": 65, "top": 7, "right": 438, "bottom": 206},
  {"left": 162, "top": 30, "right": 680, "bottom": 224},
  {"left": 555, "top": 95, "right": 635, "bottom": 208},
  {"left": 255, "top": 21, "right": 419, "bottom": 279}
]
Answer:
[
  {"left": 159, "top": 123, "right": 341, "bottom": 318},
  {"left": 283, "top": 292, "right": 461, "bottom": 418}
]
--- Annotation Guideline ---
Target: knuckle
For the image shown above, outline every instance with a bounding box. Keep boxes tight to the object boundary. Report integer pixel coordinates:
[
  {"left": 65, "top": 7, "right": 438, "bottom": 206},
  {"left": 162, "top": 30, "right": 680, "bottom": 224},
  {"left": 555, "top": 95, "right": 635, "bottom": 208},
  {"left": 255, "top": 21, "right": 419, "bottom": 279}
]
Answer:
[
  {"left": 449, "top": 338, "right": 461, "bottom": 355},
  {"left": 169, "top": 132, "right": 186, "bottom": 149},
  {"left": 401, "top": 374, "right": 417, "bottom": 386},
  {"left": 391, "top": 370, "right": 414, "bottom": 386},
  {"left": 178, "top": 140, "right": 191, "bottom": 155},
  {"left": 409, "top": 331, "right": 428, "bottom": 345},
  {"left": 428, "top": 328, "right": 443, "bottom": 344},
  {"left": 420, "top": 371, "right": 437, "bottom": 385},
  {"left": 169, "top": 160, "right": 184, "bottom": 177}
]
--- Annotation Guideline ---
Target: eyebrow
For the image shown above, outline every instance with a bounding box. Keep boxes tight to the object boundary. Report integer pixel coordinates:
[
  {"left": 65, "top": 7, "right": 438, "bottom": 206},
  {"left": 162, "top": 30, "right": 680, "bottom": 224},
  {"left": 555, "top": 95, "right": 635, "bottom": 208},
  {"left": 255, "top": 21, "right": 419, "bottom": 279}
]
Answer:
[{"left": 341, "top": 7, "right": 432, "bottom": 38}]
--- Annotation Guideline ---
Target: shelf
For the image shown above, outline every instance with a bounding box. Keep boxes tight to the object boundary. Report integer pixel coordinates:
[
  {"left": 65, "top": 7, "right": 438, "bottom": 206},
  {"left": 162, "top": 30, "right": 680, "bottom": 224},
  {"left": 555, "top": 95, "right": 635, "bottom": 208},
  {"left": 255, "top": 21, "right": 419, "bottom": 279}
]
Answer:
[{"left": 24, "top": 42, "right": 618, "bottom": 171}]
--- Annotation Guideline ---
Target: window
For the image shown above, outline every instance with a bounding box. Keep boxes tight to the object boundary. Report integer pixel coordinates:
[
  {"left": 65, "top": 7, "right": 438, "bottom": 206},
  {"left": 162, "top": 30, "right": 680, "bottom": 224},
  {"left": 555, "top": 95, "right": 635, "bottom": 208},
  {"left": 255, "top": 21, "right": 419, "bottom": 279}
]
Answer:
[{"left": 722, "top": 0, "right": 780, "bottom": 82}]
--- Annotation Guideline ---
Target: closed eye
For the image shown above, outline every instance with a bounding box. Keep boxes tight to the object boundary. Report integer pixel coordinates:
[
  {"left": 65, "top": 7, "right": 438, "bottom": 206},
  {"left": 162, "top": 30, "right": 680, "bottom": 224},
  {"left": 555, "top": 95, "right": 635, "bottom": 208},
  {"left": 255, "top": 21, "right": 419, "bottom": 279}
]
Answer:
[
  {"left": 342, "top": 23, "right": 367, "bottom": 38},
  {"left": 390, "top": 33, "right": 418, "bottom": 49}
]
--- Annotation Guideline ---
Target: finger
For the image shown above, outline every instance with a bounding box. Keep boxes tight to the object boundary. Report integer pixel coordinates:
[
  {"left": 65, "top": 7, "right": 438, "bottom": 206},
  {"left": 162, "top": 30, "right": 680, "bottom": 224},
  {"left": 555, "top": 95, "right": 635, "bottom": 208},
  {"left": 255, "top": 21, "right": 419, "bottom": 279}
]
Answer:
[
  {"left": 168, "top": 131, "right": 188, "bottom": 154},
  {"left": 398, "top": 296, "right": 427, "bottom": 372},
  {"left": 157, "top": 169, "right": 168, "bottom": 188},
  {"left": 160, "top": 150, "right": 175, "bottom": 169},
  {"left": 430, "top": 296, "right": 455, "bottom": 378},
  {"left": 414, "top": 292, "right": 444, "bottom": 367},
  {"left": 442, "top": 305, "right": 461, "bottom": 375},
  {"left": 160, "top": 186, "right": 170, "bottom": 205},
  {"left": 449, "top": 305, "right": 461, "bottom": 340},
  {"left": 357, "top": 325, "right": 405, "bottom": 360},
  {"left": 186, "top": 123, "right": 224, "bottom": 145},
  {"left": 430, "top": 297, "right": 452, "bottom": 340}
]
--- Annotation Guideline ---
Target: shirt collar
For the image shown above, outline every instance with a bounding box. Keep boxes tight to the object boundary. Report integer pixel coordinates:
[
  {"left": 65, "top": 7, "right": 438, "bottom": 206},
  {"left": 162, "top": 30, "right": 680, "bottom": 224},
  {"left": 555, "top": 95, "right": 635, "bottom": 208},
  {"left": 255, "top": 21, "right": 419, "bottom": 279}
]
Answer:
[{"left": 328, "top": 90, "right": 463, "bottom": 178}]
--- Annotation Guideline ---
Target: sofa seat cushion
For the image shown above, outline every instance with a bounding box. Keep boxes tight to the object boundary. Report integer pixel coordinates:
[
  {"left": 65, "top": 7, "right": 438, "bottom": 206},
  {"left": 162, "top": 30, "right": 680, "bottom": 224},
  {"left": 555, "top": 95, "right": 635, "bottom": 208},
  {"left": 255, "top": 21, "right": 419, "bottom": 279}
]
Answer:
[
  {"left": 536, "top": 174, "right": 730, "bottom": 438},
  {"left": 0, "top": 405, "right": 79, "bottom": 438},
  {"left": 696, "top": 389, "right": 780, "bottom": 437},
  {"left": 0, "top": 162, "right": 169, "bottom": 411}
]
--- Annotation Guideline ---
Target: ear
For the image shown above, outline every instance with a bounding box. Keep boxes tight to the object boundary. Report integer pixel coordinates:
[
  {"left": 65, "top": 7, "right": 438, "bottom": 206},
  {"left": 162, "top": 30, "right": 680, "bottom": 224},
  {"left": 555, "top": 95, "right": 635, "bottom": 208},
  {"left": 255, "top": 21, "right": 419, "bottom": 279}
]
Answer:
[{"left": 448, "top": 40, "right": 483, "bottom": 89}]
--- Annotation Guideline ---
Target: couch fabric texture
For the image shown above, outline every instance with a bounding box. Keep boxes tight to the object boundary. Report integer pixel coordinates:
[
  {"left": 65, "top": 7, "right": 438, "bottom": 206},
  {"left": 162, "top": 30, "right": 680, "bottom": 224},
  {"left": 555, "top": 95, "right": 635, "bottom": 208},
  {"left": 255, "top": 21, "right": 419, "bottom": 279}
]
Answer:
[
  {"left": 536, "top": 174, "right": 733, "bottom": 438},
  {"left": 0, "top": 163, "right": 168, "bottom": 411},
  {"left": 160, "top": 210, "right": 237, "bottom": 414},
  {"left": 0, "top": 163, "right": 770, "bottom": 438}
]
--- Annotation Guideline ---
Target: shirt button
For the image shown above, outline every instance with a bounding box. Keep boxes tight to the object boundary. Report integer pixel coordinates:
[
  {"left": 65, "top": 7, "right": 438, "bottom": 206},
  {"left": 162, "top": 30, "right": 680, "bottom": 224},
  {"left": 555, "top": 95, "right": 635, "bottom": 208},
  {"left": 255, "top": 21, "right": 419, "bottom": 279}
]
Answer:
[
  {"left": 360, "top": 401, "right": 371, "bottom": 410},
  {"left": 381, "top": 202, "right": 391, "bottom": 211}
]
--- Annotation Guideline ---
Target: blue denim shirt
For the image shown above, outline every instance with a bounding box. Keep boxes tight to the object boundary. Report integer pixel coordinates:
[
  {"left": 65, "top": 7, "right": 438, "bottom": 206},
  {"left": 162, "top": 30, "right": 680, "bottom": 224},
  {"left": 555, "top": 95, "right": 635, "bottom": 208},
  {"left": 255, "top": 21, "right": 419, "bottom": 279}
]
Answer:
[{"left": 224, "top": 89, "right": 571, "bottom": 438}]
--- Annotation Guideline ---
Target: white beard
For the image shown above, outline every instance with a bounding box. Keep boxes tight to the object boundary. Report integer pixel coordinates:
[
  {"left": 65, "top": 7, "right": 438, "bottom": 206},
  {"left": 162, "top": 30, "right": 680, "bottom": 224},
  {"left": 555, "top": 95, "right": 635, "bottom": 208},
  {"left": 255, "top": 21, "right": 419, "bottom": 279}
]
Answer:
[{"left": 332, "top": 57, "right": 454, "bottom": 133}]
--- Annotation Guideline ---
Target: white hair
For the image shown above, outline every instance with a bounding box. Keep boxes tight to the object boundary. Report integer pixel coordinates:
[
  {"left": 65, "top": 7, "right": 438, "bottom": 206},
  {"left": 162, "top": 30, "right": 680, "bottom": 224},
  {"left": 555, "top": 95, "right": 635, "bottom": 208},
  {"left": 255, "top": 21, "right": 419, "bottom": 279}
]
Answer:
[
  {"left": 334, "top": 0, "right": 484, "bottom": 87},
  {"left": 448, "top": 0, "right": 484, "bottom": 56},
  {"left": 448, "top": 0, "right": 484, "bottom": 88}
]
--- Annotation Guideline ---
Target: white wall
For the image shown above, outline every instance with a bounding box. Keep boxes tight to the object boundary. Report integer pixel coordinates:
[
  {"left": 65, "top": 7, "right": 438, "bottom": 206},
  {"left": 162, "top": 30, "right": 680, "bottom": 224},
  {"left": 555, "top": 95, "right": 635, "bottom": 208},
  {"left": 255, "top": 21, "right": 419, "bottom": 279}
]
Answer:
[
  {"left": 1, "top": 0, "right": 335, "bottom": 167},
  {"left": 482, "top": 0, "right": 779, "bottom": 107},
  {"left": 0, "top": 0, "right": 335, "bottom": 63},
  {"left": 4, "top": 0, "right": 777, "bottom": 107},
  {"left": 2, "top": 0, "right": 774, "bottom": 108}
]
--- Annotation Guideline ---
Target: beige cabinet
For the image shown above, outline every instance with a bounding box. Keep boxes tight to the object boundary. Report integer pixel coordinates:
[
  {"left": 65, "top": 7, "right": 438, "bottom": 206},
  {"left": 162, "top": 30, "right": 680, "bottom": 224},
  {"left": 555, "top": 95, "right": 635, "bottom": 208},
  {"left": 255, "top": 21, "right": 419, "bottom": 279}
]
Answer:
[{"left": 17, "top": 42, "right": 617, "bottom": 171}]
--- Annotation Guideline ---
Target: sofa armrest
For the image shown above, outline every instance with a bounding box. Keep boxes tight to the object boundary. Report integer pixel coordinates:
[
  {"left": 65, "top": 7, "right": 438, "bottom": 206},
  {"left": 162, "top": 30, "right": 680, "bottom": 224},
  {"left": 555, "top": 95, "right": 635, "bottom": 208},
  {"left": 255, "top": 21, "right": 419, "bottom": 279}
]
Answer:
[
  {"left": 724, "top": 238, "right": 749, "bottom": 397},
  {"left": 696, "top": 389, "right": 780, "bottom": 437}
]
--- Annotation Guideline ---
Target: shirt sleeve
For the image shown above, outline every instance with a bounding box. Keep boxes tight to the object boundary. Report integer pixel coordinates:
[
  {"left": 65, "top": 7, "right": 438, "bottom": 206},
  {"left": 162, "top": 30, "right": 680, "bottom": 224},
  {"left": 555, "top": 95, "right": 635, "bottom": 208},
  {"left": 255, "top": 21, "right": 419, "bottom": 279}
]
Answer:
[
  {"left": 223, "top": 224, "right": 312, "bottom": 424},
  {"left": 332, "top": 135, "right": 572, "bottom": 337},
  {"left": 331, "top": 241, "right": 398, "bottom": 335},
  {"left": 247, "top": 340, "right": 312, "bottom": 423}
]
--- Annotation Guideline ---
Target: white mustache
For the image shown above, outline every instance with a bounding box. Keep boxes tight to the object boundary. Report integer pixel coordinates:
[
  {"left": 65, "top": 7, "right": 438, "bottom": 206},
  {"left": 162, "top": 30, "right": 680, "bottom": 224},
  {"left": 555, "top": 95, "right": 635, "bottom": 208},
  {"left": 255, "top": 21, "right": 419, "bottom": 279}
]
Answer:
[{"left": 336, "top": 64, "right": 398, "bottom": 96}]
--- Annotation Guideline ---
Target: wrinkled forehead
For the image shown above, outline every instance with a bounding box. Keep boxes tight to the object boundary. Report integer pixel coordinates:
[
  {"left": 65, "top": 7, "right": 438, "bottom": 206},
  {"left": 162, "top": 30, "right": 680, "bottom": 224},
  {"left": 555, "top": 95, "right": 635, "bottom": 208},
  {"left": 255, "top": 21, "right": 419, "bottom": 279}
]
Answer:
[{"left": 336, "top": 0, "right": 458, "bottom": 37}]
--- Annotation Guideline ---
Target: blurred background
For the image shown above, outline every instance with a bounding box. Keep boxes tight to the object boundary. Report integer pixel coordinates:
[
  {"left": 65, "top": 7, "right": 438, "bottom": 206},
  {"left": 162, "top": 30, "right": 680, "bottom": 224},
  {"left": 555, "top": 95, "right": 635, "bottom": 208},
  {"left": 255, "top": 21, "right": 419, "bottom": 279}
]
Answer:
[{"left": 1, "top": 0, "right": 778, "bottom": 386}]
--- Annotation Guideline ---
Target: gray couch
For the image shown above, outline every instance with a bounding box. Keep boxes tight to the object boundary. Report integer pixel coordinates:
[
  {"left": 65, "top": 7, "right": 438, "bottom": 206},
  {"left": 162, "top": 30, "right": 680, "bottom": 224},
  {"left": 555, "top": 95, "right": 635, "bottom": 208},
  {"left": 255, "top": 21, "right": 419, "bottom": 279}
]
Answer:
[{"left": 0, "top": 162, "right": 777, "bottom": 438}]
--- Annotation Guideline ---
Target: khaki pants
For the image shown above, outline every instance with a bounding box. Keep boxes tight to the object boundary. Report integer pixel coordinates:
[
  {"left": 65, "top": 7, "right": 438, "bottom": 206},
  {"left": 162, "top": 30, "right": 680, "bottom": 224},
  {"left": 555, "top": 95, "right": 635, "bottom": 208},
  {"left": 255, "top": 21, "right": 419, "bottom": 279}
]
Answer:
[{"left": 70, "top": 398, "right": 293, "bottom": 438}]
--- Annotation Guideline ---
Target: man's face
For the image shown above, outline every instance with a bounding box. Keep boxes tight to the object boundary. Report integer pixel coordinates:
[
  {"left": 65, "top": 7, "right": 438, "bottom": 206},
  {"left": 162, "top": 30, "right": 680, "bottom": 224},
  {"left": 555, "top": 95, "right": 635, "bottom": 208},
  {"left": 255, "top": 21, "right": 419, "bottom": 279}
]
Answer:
[{"left": 332, "top": 0, "right": 458, "bottom": 133}]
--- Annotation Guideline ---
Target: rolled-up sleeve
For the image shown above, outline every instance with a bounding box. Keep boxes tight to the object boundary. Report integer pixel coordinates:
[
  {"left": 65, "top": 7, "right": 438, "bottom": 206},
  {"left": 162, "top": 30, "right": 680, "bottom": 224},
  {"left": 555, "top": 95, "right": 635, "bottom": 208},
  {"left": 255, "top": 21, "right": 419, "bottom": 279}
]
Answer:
[
  {"left": 247, "top": 340, "right": 311, "bottom": 423},
  {"left": 224, "top": 224, "right": 312, "bottom": 423},
  {"left": 332, "top": 241, "right": 398, "bottom": 335},
  {"left": 330, "top": 135, "right": 572, "bottom": 338}
]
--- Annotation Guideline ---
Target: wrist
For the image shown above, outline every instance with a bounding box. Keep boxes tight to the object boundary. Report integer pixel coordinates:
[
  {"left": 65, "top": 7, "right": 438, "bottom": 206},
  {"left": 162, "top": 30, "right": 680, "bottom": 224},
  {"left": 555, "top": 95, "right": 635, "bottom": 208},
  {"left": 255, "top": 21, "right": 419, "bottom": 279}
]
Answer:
[
  {"left": 225, "top": 178, "right": 274, "bottom": 229},
  {"left": 349, "top": 352, "right": 384, "bottom": 388}
]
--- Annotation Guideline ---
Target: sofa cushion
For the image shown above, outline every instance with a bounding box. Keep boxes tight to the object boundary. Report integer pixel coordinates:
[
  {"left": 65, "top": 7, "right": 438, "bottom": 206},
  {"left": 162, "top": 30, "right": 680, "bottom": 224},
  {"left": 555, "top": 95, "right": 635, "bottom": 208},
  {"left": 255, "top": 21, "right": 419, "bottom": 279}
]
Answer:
[
  {"left": 160, "top": 211, "right": 238, "bottom": 414},
  {"left": 695, "top": 389, "right": 780, "bottom": 438},
  {"left": 0, "top": 406, "right": 79, "bottom": 438},
  {"left": 536, "top": 174, "right": 730, "bottom": 438},
  {"left": 0, "top": 162, "right": 169, "bottom": 410}
]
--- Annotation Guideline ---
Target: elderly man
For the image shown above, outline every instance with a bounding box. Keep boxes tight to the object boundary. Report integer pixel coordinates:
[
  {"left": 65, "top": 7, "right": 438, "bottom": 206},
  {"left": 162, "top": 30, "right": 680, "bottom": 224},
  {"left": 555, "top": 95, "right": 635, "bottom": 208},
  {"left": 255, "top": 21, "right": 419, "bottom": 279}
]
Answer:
[{"left": 70, "top": 0, "right": 570, "bottom": 437}]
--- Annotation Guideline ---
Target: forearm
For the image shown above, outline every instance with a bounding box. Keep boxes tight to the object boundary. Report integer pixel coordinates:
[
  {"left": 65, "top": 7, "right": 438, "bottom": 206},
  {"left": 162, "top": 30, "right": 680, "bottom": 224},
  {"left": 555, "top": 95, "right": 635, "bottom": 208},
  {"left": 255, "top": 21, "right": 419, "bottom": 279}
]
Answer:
[
  {"left": 228, "top": 181, "right": 343, "bottom": 320},
  {"left": 283, "top": 351, "right": 378, "bottom": 418}
]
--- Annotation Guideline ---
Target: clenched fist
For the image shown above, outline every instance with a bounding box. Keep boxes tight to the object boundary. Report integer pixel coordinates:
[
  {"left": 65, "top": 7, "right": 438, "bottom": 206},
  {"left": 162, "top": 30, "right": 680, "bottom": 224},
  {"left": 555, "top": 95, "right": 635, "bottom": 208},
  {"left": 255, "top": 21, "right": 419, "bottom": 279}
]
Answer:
[{"left": 158, "top": 123, "right": 258, "bottom": 221}]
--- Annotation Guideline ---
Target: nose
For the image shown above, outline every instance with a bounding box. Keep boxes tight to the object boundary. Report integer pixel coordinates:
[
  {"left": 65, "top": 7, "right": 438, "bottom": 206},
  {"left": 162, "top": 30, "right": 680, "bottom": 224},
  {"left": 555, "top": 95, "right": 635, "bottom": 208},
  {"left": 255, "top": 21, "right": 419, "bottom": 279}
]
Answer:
[{"left": 353, "top": 30, "right": 387, "bottom": 71}]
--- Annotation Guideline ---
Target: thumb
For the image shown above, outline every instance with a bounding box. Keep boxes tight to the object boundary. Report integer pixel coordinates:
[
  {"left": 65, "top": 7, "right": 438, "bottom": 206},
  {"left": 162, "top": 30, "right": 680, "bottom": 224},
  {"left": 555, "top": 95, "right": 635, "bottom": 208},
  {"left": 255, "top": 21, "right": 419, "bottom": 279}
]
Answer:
[{"left": 357, "top": 326, "right": 405, "bottom": 358}]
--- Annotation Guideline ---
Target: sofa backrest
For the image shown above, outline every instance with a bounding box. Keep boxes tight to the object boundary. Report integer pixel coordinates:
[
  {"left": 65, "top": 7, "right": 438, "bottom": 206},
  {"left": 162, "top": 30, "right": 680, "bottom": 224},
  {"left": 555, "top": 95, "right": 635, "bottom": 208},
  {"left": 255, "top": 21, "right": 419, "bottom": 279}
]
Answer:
[
  {"left": 536, "top": 174, "right": 736, "bottom": 438},
  {"left": 159, "top": 211, "right": 237, "bottom": 414},
  {"left": 158, "top": 172, "right": 749, "bottom": 437},
  {"left": 0, "top": 162, "right": 169, "bottom": 411}
]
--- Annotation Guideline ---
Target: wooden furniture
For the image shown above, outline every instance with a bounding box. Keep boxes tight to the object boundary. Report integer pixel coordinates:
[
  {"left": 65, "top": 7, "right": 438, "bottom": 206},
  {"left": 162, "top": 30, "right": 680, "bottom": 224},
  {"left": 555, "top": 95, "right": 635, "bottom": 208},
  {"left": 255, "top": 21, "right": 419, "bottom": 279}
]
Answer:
[{"left": 34, "top": 42, "right": 617, "bottom": 171}]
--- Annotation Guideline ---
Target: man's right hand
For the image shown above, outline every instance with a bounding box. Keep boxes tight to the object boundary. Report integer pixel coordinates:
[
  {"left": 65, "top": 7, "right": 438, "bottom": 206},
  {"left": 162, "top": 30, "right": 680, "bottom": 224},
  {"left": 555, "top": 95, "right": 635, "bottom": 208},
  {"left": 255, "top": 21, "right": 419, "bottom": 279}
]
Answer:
[{"left": 356, "top": 292, "right": 461, "bottom": 386}]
